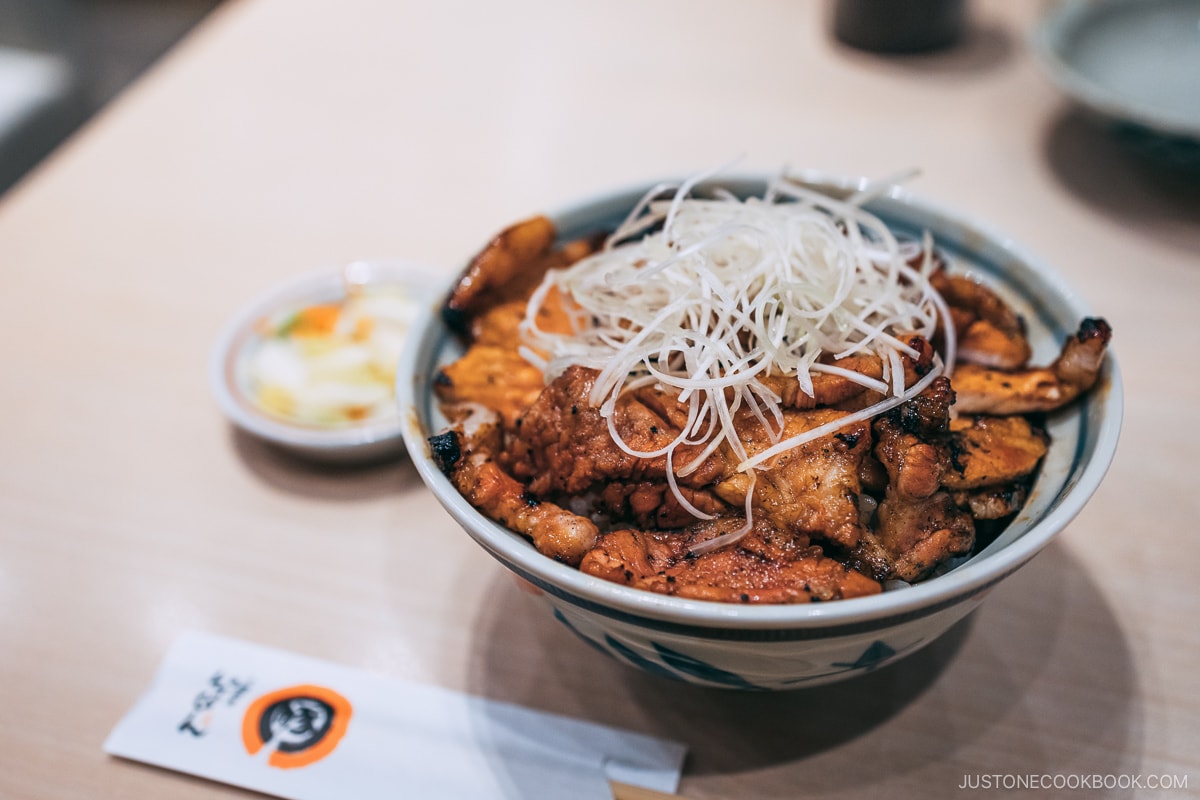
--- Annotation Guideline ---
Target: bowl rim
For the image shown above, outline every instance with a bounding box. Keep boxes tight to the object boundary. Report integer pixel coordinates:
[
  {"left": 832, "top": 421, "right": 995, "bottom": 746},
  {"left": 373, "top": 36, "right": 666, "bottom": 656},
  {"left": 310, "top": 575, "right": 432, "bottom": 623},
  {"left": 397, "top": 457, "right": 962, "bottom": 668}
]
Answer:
[
  {"left": 397, "top": 172, "right": 1123, "bottom": 631},
  {"left": 210, "top": 259, "right": 441, "bottom": 454},
  {"left": 1030, "top": 0, "right": 1200, "bottom": 141}
]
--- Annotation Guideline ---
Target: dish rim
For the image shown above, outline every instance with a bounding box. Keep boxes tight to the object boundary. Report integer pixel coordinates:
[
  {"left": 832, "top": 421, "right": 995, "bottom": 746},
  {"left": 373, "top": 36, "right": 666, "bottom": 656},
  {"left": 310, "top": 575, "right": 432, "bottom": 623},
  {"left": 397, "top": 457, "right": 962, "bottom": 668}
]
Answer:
[
  {"left": 397, "top": 172, "right": 1123, "bottom": 631},
  {"left": 1030, "top": 0, "right": 1200, "bottom": 141}
]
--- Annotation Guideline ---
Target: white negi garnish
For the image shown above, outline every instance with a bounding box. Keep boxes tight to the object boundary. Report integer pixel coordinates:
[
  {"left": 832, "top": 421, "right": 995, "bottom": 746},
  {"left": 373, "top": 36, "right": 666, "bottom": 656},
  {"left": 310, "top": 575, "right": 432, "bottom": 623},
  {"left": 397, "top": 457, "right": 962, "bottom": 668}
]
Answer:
[{"left": 519, "top": 171, "right": 955, "bottom": 552}]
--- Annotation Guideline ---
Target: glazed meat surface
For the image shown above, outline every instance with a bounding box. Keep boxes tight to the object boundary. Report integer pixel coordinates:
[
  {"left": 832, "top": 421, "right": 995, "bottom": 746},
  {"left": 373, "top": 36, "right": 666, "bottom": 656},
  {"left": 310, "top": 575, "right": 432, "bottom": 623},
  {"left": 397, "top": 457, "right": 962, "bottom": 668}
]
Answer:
[
  {"left": 443, "top": 217, "right": 598, "bottom": 336},
  {"left": 502, "top": 365, "right": 728, "bottom": 496},
  {"left": 429, "top": 217, "right": 1110, "bottom": 604},
  {"left": 944, "top": 415, "right": 1048, "bottom": 491},
  {"left": 580, "top": 518, "right": 882, "bottom": 603},
  {"left": 869, "top": 377, "right": 976, "bottom": 582},
  {"left": 714, "top": 409, "right": 872, "bottom": 551},
  {"left": 434, "top": 344, "right": 546, "bottom": 429},
  {"left": 756, "top": 354, "right": 884, "bottom": 410},
  {"left": 429, "top": 425, "right": 600, "bottom": 566},
  {"left": 932, "top": 270, "right": 1032, "bottom": 369},
  {"left": 953, "top": 318, "right": 1112, "bottom": 415}
]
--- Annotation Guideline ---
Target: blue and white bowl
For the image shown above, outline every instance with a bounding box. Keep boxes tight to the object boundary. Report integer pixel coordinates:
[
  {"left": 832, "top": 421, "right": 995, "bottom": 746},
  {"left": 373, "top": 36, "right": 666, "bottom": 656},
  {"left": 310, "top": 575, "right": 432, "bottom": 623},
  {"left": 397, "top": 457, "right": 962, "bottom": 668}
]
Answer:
[{"left": 397, "top": 175, "right": 1122, "bottom": 690}]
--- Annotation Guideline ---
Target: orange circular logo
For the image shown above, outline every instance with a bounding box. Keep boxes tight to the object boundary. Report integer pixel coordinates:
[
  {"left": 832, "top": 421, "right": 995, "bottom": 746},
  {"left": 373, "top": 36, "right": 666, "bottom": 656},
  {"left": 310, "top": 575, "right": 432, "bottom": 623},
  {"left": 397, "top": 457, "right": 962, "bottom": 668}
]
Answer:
[{"left": 241, "top": 684, "right": 352, "bottom": 769}]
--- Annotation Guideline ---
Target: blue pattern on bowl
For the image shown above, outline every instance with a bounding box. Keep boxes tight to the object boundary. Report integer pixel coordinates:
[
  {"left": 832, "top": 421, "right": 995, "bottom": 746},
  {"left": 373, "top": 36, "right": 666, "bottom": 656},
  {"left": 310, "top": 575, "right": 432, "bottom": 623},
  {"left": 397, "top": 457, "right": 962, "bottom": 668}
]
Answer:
[{"left": 553, "top": 608, "right": 930, "bottom": 689}]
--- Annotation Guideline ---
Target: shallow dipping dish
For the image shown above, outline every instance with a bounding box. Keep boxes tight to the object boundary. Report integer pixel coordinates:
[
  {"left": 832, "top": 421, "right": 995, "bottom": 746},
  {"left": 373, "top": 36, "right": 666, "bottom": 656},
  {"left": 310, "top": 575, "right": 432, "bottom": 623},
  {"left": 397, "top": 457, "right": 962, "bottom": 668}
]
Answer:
[
  {"left": 212, "top": 260, "right": 440, "bottom": 463},
  {"left": 397, "top": 175, "right": 1122, "bottom": 690},
  {"left": 1032, "top": 0, "right": 1200, "bottom": 167}
]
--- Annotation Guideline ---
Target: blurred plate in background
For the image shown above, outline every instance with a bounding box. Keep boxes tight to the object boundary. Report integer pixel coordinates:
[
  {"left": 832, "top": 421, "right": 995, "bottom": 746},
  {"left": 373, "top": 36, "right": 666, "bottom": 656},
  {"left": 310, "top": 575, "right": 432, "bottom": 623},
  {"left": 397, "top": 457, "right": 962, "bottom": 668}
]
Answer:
[{"left": 1032, "top": 0, "right": 1200, "bottom": 168}]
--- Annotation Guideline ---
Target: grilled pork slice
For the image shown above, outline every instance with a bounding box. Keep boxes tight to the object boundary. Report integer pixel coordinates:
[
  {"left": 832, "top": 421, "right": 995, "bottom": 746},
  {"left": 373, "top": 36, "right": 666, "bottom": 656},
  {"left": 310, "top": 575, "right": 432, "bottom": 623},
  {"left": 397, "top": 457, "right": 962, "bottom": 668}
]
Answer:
[
  {"left": 429, "top": 423, "right": 599, "bottom": 566},
  {"left": 952, "top": 317, "right": 1112, "bottom": 415},
  {"left": 865, "top": 376, "right": 976, "bottom": 582},
  {"left": 502, "top": 365, "right": 728, "bottom": 496},
  {"left": 943, "top": 415, "right": 1048, "bottom": 491},
  {"left": 580, "top": 517, "right": 881, "bottom": 604},
  {"left": 713, "top": 408, "right": 873, "bottom": 552},
  {"left": 931, "top": 270, "right": 1032, "bottom": 370}
]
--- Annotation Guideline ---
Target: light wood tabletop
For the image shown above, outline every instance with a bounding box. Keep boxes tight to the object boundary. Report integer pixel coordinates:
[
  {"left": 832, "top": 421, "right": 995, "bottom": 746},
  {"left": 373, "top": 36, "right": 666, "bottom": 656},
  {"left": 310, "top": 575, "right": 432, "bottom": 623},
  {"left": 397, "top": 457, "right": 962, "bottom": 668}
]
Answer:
[{"left": 1, "top": 0, "right": 1197, "bottom": 797}]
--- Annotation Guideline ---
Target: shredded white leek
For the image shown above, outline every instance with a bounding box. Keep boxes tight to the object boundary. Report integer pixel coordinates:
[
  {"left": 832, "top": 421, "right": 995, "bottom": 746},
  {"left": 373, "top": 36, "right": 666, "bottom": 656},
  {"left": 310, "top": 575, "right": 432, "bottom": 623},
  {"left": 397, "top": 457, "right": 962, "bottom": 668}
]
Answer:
[{"left": 520, "top": 172, "right": 955, "bottom": 549}]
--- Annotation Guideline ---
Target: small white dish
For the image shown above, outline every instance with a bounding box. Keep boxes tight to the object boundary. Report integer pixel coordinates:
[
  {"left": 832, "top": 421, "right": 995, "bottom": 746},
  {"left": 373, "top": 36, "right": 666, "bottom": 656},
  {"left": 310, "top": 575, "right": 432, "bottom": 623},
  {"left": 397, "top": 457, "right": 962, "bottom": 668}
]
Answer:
[
  {"left": 211, "top": 260, "right": 442, "bottom": 463},
  {"left": 1032, "top": 0, "right": 1200, "bottom": 165}
]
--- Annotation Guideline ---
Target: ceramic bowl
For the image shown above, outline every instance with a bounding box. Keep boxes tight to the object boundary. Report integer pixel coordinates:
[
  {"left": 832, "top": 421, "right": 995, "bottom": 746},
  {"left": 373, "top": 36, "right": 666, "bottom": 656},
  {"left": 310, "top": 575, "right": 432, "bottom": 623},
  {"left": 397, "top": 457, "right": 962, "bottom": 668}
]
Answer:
[
  {"left": 1032, "top": 0, "right": 1200, "bottom": 168},
  {"left": 211, "top": 260, "right": 440, "bottom": 463},
  {"left": 397, "top": 175, "right": 1122, "bottom": 690}
]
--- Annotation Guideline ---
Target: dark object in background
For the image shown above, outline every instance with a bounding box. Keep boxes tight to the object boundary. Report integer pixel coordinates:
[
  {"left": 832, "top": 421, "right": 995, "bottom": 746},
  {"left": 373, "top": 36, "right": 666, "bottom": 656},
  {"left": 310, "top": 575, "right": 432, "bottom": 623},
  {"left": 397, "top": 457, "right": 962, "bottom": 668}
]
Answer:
[
  {"left": 0, "top": 0, "right": 223, "bottom": 197},
  {"left": 833, "top": 0, "right": 966, "bottom": 53}
]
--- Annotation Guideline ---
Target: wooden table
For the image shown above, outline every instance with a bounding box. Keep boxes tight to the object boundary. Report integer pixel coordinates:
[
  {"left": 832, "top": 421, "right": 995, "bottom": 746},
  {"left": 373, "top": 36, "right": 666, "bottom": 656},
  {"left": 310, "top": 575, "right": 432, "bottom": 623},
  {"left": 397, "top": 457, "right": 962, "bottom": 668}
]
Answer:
[{"left": 2, "top": 0, "right": 1196, "bottom": 796}]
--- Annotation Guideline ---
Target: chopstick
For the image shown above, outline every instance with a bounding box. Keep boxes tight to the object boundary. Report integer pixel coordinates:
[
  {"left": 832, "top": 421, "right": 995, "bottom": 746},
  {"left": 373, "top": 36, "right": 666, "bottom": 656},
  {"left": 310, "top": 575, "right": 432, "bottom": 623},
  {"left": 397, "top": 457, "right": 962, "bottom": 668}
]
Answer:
[{"left": 610, "top": 780, "right": 693, "bottom": 800}]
